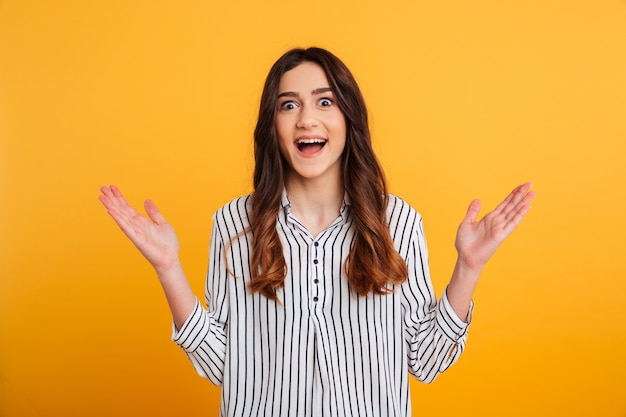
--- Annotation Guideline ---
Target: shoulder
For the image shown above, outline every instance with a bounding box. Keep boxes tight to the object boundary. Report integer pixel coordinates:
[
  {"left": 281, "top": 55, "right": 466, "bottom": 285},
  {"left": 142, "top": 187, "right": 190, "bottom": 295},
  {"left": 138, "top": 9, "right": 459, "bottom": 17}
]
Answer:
[
  {"left": 215, "top": 193, "right": 253, "bottom": 214},
  {"left": 386, "top": 194, "right": 424, "bottom": 247},
  {"left": 386, "top": 194, "right": 422, "bottom": 223},
  {"left": 212, "top": 193, "right": 253, "bottom": 234}
]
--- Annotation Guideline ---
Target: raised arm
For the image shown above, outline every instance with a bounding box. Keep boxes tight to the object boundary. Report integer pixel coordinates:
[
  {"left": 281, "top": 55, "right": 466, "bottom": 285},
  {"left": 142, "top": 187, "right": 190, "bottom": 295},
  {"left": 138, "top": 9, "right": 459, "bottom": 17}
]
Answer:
[
  {"left": 446, "top": 182, "right": 536, "bottom": 321},
  {"left": 98, "top": 185, "right": 197, "bottom": 328}
]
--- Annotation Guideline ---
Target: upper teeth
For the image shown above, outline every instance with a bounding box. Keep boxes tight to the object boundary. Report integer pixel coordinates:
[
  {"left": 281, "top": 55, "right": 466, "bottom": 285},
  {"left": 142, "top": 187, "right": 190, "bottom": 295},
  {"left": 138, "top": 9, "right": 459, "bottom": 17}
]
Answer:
[{"left": 297, "top": 138, "right": 326, "bottom": 144}]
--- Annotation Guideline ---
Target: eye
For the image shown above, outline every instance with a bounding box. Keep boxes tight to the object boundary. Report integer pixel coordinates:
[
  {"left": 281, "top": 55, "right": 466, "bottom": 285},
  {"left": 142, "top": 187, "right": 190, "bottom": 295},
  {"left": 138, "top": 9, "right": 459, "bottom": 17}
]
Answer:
[
  {"left": 318, "top": 98, "right": 333, "bottom": 107},
  {"left": 279, "top": 101, "right": 298, "bottom": 111}
]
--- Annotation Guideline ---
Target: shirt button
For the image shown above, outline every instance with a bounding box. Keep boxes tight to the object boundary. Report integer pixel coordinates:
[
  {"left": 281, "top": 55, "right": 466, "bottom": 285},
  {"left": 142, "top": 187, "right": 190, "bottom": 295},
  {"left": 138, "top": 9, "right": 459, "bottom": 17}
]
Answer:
[
  {"left": 314, "top": 279, "right": 319, "bottom": 284},
  {"left": 313, "top": 296, "right": 319, "bottom": 302},
  {"left": 313, "top": 259, "right": 318, "bottom": 264},
  {"left": 314, "top": 242, "right": 319, "bottom": 247}
]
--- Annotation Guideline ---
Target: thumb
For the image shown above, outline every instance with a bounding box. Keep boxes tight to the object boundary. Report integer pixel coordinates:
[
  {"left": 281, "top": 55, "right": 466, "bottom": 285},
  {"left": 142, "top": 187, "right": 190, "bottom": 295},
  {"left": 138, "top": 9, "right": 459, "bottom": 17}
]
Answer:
[
  {"left": 463, "top": 199, "right": 482, "bottom": 224},
  {"left": 144, "top": 199, "right": 168, "bottom": 225}
]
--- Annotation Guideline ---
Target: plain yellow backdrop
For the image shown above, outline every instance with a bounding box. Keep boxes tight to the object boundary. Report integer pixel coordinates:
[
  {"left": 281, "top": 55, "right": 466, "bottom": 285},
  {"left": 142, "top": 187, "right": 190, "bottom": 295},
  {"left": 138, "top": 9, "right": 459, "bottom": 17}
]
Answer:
[{"left": 1, "top": 1, "right": 625, "bottom": 416}]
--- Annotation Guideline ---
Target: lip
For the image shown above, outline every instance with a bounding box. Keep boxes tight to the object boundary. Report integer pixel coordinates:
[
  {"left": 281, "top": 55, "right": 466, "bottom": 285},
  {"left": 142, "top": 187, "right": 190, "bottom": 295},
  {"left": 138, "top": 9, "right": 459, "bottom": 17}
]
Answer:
[{"left": 293, "top": 135, "right": 328, "bottom": 157}]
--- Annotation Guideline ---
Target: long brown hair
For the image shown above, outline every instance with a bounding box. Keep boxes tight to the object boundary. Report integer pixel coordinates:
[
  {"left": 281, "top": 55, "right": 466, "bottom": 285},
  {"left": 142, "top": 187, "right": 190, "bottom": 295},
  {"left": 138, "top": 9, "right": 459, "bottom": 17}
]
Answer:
[{"left": 247, "top": 47, "right": 408, "bottom": 300}]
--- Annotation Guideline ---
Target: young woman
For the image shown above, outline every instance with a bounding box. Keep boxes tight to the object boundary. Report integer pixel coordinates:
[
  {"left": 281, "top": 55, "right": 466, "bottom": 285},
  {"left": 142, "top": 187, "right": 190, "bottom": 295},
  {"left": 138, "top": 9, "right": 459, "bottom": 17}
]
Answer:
[{"left": 99, "top": 47, "right": 534, "bottom": 417}]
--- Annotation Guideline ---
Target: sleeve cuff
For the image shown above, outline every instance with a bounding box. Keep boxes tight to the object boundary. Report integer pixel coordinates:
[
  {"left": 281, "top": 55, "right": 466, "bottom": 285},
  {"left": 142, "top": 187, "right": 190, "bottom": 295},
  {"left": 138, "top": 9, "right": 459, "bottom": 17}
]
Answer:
[
  {"left": 171, "top": 299, "right": 209, "bottom": 352},
  {"left": 437, "top": 288, "right": 473, "bottom": 341}
]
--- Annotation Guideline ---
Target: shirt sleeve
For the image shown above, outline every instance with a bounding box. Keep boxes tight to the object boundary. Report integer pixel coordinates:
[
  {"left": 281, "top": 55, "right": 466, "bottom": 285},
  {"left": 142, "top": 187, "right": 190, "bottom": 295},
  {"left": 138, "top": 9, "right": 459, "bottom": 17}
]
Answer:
[
  {"left": 401, "top": 214, "right": 472, "bottom": 383},
  {"left": 171, "top": 215, "right": 229, "bottom": 386}
]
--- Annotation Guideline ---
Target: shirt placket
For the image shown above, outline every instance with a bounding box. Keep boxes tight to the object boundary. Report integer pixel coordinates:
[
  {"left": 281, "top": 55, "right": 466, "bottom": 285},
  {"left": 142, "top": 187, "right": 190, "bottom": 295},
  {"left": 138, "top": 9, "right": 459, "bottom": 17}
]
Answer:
[{"left": 311, "top": 239, "right": 323, "bottom": 307}]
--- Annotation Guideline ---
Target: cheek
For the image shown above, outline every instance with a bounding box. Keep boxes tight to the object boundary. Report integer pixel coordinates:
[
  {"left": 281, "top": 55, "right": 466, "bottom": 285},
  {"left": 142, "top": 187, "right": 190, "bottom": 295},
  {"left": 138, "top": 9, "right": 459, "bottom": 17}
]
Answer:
[
  {"left": 277, "top": 140, "right": 289, "bottom": 159},
  {"left": 274, "top": 114, "right": 290, "bottom": 136},
  {"left": 274, "top": 121, "right": 290, "bottom": 157},
  {"left": 332, "top": 114, "right": 347, "bottom": 139},
  {"left": 274, "top": 118, "right": 288, "bottom": 141}
]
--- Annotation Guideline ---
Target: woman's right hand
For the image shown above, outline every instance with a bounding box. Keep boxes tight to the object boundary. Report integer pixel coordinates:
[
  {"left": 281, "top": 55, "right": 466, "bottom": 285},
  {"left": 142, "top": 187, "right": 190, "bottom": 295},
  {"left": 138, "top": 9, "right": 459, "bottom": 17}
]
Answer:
[{"left": 99, "top": 185, "right": 180, "bottom": 274}]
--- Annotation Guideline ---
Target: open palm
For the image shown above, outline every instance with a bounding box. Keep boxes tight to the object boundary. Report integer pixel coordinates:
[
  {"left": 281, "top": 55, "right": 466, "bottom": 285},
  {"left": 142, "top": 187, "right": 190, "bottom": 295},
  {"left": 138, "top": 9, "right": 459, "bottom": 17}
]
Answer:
[
  {"left": 455, "top": 182, "right": 535, "bottom": 271},
  {"left": 99, "top": 185, "right": 180, "bottom": 273}
]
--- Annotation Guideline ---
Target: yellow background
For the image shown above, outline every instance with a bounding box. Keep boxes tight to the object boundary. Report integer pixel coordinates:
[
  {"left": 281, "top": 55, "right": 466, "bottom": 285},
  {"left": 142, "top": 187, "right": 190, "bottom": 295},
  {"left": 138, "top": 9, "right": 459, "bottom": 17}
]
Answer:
[{"left": 1, "top": 1, "right": 625, "bottom": 416}]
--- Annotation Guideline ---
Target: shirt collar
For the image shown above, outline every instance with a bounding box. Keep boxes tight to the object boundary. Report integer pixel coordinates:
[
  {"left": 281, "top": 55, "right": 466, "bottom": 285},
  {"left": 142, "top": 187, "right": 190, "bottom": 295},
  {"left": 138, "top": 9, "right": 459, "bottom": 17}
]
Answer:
[{"left": 281, "top": 188, "right": 351, "bottom": 219}]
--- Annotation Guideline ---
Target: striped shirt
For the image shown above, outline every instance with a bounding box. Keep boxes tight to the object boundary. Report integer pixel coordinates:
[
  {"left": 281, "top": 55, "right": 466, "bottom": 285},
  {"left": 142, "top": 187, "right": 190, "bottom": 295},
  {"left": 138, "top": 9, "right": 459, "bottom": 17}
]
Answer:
[{"left": 172, "top": 191, "right": 471, "bottom": 417}]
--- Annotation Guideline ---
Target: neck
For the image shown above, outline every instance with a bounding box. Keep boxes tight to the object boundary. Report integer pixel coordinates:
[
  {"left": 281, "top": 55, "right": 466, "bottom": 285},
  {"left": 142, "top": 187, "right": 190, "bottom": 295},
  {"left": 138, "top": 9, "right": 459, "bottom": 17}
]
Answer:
[{"left": 284, "top": 174, "right": 344, "bottom": 236}]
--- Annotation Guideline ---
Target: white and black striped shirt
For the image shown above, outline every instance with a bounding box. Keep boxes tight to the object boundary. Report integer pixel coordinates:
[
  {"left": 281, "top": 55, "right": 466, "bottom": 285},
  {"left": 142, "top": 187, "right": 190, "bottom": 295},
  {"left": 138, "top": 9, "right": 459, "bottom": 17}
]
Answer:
[{"left": 172, "top": 191, "right": 471, "bottom": 417}]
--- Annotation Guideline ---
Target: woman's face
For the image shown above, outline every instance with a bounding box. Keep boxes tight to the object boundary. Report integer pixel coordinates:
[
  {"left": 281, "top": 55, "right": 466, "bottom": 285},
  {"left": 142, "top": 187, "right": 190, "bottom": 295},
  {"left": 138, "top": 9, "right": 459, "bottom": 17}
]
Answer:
[{"left": 274, "top": 62, "right": 346, "bottom": 185}]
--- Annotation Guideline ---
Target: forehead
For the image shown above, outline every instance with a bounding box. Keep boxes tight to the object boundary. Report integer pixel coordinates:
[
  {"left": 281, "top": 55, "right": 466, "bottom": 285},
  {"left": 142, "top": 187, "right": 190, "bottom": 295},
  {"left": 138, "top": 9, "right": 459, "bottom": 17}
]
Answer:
[{"left": 278, "top": 62, "right": 330, "bottom": 93}]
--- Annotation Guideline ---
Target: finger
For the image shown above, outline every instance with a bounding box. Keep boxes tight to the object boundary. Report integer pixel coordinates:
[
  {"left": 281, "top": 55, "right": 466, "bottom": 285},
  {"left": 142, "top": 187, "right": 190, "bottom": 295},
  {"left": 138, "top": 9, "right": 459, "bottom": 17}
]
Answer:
[
  {"left": 494, "top": 182, "right": 533, "bottom": 216},
  {"left": 496, "top": 183, "right": 527, "bottom": 212},
  {"left": 99, "top": 185, "right": 126, "bottom": 210},
  {"left": 503, "top": 189, "right": 536, "bottom": 231},
  {"left": 109, "top": 184, "right": 132, "bottom": 208},
  {"left": 98, "top": 191, "right": 113, "bottom": 209},
  {"left": 100, "top": 185, "right": 138, "bottom": 219},
  {"left": 100, "top": 192, "right": 133, "bottom": 224},
  {"left": 98, "top": 193, "right": 120, "bottom": 217},
  {"left": 504, "top": 189, "right": 536, "bottom": 222},
  {"left": 101, "top": 200, "right": 137, "bottom": 236},
  {"left": 99, "top": 185, "right": 116, "bottom": 206},
  {"left": 503, "top": 201, "right": 533, "bottom": 235},
  {"left": 144, "top": 199, "right": 168, "bottom": 226}
]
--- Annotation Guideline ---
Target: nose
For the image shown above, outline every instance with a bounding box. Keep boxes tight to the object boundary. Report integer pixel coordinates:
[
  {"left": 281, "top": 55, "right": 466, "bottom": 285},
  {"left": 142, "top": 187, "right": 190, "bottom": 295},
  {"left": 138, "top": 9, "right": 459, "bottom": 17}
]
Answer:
[{"left": 296, "top": 105, "right": 318, "bottom": 129}]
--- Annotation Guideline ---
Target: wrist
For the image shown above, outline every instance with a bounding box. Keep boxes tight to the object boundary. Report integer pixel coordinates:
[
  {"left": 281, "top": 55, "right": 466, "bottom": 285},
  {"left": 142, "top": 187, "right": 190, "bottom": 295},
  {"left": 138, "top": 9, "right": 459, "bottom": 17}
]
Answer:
[
  {"left": 155, "top": 256, "right": 183, "bottom": 279},
  {"left": 455, "top": 250, "right": 486, "bottom": 275},
  {"left": 451, "top": 257, "right": 483, "bottom": 287}
]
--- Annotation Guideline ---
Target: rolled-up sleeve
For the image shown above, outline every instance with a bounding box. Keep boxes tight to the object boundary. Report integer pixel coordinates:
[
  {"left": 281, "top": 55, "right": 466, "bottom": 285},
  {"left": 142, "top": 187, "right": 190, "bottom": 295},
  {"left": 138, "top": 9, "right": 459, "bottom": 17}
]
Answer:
[
  {"left": 171, "top": 215, "right": 229, "bottom": 386},
  {"left": 402, "top": 214, "right": 472, "bottom": 383},
  {"left": 171, "top": 299, "right": 227, "bottom": 385}
]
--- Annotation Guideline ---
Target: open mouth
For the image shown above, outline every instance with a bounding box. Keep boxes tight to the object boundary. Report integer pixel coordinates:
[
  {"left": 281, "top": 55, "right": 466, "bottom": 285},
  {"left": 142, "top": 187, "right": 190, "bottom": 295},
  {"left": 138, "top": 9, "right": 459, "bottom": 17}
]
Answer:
[{"left": 296, "top": 138, "right": 327, "bottom": 154}]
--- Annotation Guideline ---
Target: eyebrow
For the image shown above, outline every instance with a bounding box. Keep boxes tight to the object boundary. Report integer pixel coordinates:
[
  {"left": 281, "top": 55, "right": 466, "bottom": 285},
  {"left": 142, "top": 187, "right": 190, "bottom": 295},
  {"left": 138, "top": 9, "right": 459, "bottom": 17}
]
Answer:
[{"left": 277, "top": 87, "right": 333, "bottom": 99}]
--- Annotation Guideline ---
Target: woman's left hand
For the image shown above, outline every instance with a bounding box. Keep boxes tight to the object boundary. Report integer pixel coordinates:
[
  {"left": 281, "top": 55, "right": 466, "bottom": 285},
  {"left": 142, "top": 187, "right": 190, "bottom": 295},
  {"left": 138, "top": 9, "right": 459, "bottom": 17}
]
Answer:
[{"left": 455, "top": 182, "right": 535, "bottom": 272}]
